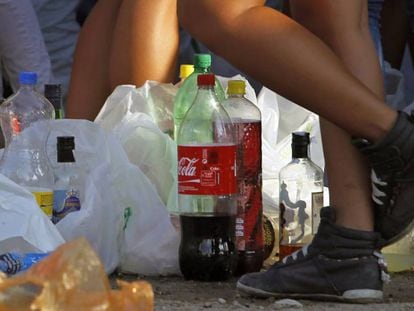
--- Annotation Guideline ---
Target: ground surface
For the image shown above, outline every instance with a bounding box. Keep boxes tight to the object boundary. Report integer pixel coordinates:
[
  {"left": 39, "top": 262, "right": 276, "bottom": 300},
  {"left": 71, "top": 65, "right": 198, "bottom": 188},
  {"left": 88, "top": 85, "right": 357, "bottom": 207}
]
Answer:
[{"left": 118, "top": 271, "right": 414, "bottom": 311}]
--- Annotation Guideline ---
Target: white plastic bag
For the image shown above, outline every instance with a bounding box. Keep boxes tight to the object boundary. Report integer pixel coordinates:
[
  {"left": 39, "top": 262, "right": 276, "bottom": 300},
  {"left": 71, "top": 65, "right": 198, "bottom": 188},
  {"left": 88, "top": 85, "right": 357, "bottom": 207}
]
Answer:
[
  {"left": 0, "top": 172, "right": 64, "bottom": 253},
  {"left": 255, "top": 87, "right": 325, "bottom": 213},
  {"left": 95, "top": 83, "right": 178, "bottom": 213},
  {"left": 95, "top": 84, "right": 180, "bottom": 275}
]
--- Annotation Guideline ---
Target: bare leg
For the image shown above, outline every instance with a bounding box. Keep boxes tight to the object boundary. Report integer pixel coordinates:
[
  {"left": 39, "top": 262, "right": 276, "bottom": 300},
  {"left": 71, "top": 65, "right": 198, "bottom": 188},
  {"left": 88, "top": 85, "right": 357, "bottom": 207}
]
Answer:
[
  {"left": 109, "top": 0, "right": 179, "bottom": 88},
  {"left": 289, "top": 1, "right": 385, "bottom": 231},
  {"left": 178, "top": 0, "right": 396, "bottom": 142},
  {"left": 67, "top": 0, "right": 179, "bottom": 121},
  {"left": 66, "top": 0, "right": 122, "bottom": 120}
]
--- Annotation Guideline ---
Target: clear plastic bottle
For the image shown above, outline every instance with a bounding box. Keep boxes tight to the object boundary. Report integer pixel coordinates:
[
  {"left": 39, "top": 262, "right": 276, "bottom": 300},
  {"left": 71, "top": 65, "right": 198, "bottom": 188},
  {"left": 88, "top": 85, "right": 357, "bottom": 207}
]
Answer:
[
  {"left": 0, "top": 72, "right": 55, "bottom": 146},
  {"left": 53, "top": 136, "right": 82, "bottom": 224},
  {"left": 221, "top": 80, "right": 264, "bottom": 275},
  {"left": 0, "top": 72, "right": 55, "bottom": 218},
  {"left": 177, "top": 73, "right": 237, "bottom": 281},
  {"left": 173, "top": 54, "right": 226, "bottom": 140},
  {"left": 44, "top": 84, "right": 64, "bottom": 119},
  {"left": 278, "top": 132, "right": 324, "bottom": 260}
]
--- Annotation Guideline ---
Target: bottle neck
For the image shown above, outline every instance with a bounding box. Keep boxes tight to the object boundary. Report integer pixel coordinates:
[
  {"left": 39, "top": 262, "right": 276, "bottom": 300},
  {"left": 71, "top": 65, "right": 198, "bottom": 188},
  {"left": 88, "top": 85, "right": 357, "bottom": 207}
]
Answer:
[
  {"left": 20, "top": 84, "right": 35, "bottom": 91},
  {"left": 292, "top": 144, "right": 309, "bottom": 159},
  {"left": 228, "top": 93, "right": 244, "bottom": 98},
  {"left": 194, "top": 66, "right": 210, "bottom": 73},
  {"left": 198, "top": 84, "right": 215, "bottom": 91}
]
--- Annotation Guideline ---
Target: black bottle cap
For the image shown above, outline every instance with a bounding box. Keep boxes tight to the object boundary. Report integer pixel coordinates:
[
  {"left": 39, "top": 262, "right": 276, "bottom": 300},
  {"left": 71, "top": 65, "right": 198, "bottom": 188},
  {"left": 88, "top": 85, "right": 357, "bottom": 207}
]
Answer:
[
  {"left": 57, "top": 136, "right": 75, "bottom": 150},
  {"left": 291, "top": 131, "right": 310, "bottom": 158},
  {"left": 292, "top": 131, "right": 310, "bottom": 146},
  {"left": 57, "top": 136, "right": 75, "bottom": 162}
]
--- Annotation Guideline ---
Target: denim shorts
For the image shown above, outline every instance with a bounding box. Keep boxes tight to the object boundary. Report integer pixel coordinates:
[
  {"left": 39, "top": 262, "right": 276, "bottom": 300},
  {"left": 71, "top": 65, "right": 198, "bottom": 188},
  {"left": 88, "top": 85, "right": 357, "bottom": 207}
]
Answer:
[{"left": 368, "top": 0, "right": 385, "bottom": 68}]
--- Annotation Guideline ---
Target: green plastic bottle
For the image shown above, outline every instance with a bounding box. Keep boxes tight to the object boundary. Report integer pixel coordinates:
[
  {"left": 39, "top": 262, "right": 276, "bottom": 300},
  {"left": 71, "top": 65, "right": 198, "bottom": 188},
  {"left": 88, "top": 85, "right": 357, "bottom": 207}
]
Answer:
[{"left": 173, "top": 54, "right": 226, "bottom": 140}]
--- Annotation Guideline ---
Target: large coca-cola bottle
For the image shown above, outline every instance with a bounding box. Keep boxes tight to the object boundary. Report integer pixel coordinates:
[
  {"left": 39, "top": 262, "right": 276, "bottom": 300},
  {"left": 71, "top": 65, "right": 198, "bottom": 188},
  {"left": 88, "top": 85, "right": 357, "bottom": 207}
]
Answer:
[
  {"left": 222, "top": 80, "right": 263, "bottom": 275},
  {"left": 177, "top": 73, "right": 238, "bottom": 281}
]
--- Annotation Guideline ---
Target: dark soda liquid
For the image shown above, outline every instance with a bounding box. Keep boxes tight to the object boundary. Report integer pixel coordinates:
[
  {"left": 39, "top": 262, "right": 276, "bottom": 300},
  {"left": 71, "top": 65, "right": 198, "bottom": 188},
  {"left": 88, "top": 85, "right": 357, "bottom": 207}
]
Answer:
[
  {"left": 279, "top": 244, "right": 304, "bottom": 260},
  {"left": 232, "top": 120, "right": 264, "bottom": 275},
  {"left": 179, "top": 214, "right": 237, "bottom": 281}
]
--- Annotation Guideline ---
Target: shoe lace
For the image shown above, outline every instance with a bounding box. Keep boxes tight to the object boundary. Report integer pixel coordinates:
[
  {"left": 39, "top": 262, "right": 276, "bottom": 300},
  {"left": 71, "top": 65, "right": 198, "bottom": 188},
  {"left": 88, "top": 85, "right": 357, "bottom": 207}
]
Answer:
[
  {"left": 371, "top": 170, "right": 387, "bottom": 206},
  {"left": 373, "top": 250, "right": 391, "bottom": 284},
  {"left": 281, "top": 244, "right": 310, "bottom": 264}
]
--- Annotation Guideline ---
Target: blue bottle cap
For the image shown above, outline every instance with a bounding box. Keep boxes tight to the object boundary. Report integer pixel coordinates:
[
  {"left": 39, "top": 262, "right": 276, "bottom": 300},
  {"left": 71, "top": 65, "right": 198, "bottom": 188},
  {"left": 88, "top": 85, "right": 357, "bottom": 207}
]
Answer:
[{"left": 19, "top": 72, "right": 37, "bottom": 85}]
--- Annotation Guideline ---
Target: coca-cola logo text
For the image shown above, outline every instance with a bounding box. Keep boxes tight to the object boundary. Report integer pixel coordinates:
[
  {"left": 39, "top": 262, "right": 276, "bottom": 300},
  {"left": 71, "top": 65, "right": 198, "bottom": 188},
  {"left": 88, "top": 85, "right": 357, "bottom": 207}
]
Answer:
[{"left": 178, "top": 157, "right": 199, "bottom": 176}]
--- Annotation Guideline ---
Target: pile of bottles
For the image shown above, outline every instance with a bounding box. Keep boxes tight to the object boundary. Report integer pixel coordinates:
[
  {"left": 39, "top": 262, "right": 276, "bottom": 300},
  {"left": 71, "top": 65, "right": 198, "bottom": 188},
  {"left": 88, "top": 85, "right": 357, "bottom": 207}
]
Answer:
[
  {"left": 173, "top": 53, "right": 326, "bottom": 281},
  {"left": 0, "top": 71, "right": 81, "bottom": 224}
]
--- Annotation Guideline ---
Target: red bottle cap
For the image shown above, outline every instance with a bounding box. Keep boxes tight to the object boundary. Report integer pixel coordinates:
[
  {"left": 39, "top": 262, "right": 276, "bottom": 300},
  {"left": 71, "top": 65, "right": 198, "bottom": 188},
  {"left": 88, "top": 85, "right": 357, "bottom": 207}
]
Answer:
[{"left": 197, "top": 74, "right": 215, "bottom": 86}]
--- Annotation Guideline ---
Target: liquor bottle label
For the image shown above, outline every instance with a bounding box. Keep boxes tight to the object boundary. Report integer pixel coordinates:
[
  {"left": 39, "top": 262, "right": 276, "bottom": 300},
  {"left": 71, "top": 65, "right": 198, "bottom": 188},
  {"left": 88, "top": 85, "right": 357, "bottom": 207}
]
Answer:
[
  {"left": 32, "top": 190, "right": 53, "bottom": 219},
  {"left": 53, "top": 189, "right": 81, "bottom": 223},
  {"left": 178, "top": 144, "right": 237, "bottom": 195},
  {"left": 311, "top": 191, "right": 323, "bottom": 234}
]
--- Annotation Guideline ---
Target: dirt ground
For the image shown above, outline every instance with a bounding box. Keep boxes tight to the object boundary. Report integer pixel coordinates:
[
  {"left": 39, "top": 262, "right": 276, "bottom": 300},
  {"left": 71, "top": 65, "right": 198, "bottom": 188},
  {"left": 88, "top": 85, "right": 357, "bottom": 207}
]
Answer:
[{"left": 118, "top": 271, "right": 414, "bottom": 311}]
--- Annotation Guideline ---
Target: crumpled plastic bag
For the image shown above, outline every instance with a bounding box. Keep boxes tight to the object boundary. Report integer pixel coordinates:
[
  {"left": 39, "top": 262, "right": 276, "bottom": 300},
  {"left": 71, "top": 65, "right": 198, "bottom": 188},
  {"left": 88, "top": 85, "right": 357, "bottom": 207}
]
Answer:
[
  {"left": 0, "top": 238, "right": 153, "bottom": 311},
  {"left": 253, "top": 87, "right": 325, "bottom": 214},
  {"left": 95, "top": 83, "right": 178, "bottom": 214},
  {"left": 1, "top": 119, "right": 180, "bottom": 276},
  {"left": 48, "top": 119, "right": 180, "bottom": 276},
  {"left": 0, "top": 172, "right": 64, "bottom": 254},
  {"left": 95, "top": 86, "right": 181, "bottom": 275}
]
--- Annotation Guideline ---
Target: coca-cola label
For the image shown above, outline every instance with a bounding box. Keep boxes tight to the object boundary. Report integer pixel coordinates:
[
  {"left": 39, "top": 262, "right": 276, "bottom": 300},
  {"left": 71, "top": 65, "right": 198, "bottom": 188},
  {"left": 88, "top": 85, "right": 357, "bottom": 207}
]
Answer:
[{"left": 178, "top": 145, "right": 237, "bottom": 195}]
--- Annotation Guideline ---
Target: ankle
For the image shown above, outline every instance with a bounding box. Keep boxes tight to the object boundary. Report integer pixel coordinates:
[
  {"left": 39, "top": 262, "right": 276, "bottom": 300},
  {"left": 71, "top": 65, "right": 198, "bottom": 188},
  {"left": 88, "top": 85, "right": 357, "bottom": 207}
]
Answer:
[{"left": 334, "top": 211, "right": 374, "bottom": 232}]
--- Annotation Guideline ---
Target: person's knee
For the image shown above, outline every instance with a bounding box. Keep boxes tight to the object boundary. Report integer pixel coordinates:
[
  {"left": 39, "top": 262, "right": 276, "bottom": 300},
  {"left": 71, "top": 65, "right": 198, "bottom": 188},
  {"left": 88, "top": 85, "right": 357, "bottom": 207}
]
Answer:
[
  {"left": 178, "top": 1, "right": 259, "bottom": 51},
  {"left": 178, "top": 1, "right": 232, "bottom": 48}
]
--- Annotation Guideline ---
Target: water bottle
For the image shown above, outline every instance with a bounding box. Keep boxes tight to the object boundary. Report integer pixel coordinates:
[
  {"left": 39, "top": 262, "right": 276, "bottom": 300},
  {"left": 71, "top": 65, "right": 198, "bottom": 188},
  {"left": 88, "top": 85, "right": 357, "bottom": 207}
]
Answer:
[{"left": 0, "top": 72, "right": 55, "bottom": 218}]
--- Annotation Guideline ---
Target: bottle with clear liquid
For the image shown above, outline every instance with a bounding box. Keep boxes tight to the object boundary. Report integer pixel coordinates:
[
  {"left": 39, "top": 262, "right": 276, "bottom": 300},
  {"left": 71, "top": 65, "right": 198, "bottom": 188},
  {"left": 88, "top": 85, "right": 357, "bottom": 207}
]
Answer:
[
  {"left": 221, "top": 80, "right": 264, "bottom": 275},
  {"left": 44, "top": 84, "right": 64, "bottom": 119},
  {"left": 53, "top": 136, "right": 82, "bottom": 224},
  {"left": 278, "top": 132, "right": 324, "bottom": 260},
  {"left": 177, "top": 73, "right": 237, "bottom": 281},
  {"left": 0, "top": 72, "right": 55, "bottom": 218},
  {"left": 173, "top": 53, "right": 226, "bottom": 140}
]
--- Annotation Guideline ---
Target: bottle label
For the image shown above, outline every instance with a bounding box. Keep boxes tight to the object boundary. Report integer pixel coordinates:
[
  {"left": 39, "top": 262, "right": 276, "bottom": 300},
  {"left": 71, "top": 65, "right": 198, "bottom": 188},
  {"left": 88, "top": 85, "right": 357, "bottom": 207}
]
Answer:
[
  {"left": 232, "top": 121, "right": 263, "bottom": 253},
  {"left": 178, "top": 144, "right": 237, "bottom": 195},
  {"left": 32, "top": 191, "right": 53, "bottom": 218},
  {"left": 236, "top": 181, "right": 264, "bottom": 251},
  {"left": 262, "top": 214, "right": 276, "bottom": 260},
  {"left": 311, "top": 191, "right": 323, "bottom": 234},
  {"left": 53, "top": 189, "right": 81, "bottom": 223}
]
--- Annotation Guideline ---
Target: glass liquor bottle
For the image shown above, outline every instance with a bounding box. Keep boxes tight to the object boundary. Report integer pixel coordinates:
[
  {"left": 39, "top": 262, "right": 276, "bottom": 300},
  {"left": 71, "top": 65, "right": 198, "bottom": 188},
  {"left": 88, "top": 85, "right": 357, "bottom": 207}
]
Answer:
[{"left": 278, "top": 132, "right": 323, "bottom": 260}]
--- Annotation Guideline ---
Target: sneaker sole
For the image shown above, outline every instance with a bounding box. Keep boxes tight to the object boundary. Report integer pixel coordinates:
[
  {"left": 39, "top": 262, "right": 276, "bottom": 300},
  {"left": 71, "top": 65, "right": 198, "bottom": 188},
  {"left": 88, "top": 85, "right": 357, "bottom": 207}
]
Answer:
[{"left": 236, "top": 281, "right": 383, "bottom": 303}]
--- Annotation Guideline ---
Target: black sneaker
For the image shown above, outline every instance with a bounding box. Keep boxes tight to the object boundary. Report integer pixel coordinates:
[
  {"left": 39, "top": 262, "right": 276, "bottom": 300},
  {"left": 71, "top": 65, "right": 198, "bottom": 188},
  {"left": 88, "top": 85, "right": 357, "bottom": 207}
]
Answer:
[
  {"left": 236, "top": 207, "right": 388, "bottom": 303},
  {"left": 355, "top": 111, "right": 414, "bottom": 247}
]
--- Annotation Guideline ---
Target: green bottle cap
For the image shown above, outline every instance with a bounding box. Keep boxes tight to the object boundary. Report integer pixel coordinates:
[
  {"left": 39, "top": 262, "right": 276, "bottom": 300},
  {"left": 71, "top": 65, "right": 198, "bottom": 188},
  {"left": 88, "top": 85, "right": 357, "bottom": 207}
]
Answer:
[{"left": 193, "top": 53, "right": 211, "bottom": 68}]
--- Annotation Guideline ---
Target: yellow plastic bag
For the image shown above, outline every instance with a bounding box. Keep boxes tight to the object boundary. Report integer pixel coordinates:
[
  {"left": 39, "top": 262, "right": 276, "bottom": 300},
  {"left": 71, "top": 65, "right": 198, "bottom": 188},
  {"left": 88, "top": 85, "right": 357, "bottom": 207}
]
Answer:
[{"left": 0, "top": 238, "right": 153, "bottom": 310}]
